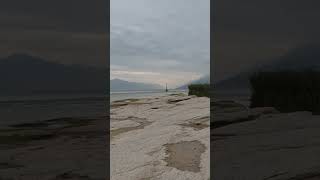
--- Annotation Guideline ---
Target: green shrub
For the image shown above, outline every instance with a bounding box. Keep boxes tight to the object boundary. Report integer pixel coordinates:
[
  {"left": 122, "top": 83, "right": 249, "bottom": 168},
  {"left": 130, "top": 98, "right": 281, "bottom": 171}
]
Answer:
[
  {"left": 249, "top": 70, "right": 320, "bottom": 113},
  {"left": 188, "top": 84, "right": 210, "bottom": 97}
]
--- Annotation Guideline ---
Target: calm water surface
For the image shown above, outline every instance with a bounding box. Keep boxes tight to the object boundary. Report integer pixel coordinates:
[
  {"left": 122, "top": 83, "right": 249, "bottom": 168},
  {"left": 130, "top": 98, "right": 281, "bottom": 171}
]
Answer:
[
  {"left": 0, "top": 94, "right": 107, "bottom": 126},
  {"left": 0, "top": 90, "right": 187, "bottom": 127},
  {"left": 110, "top": 90, "right": 187, "bottom": 102}
]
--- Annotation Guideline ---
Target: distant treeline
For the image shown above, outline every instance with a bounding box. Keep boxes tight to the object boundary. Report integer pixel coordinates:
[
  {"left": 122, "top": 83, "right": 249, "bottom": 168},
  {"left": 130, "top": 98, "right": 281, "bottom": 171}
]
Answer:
[
  {"left": 188, "top": 84, "right": 210, "bottom": 97},
  {"left": 250, "top": 71, "right": 320, "bottom": 113}
]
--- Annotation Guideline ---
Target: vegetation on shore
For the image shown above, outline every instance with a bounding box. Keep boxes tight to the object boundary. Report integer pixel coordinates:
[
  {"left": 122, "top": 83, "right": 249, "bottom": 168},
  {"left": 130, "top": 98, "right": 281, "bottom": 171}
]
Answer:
[
  {"left": 188, "top": 84, "right": 210, "bottom": 97},
  {"left": 249, "top": 70, "right": 320, "bottom": 113}
]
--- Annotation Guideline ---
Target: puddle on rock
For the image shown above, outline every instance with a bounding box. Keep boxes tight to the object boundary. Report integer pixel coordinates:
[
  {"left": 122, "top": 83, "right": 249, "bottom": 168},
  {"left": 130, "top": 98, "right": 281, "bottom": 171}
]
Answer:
[{"left": 164, "top": 140, "right": 206, "bottom": 172}]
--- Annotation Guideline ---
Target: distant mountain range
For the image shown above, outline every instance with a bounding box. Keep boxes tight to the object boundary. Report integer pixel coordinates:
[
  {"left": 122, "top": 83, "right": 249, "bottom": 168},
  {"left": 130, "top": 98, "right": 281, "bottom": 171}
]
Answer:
[
  {"left": 215, "top": 43, "right": 320, "bottom": 91},
  {"left": 177, "top": 75, "right": 210, "bottom": 90},
  {"left": 0, "top": 53, "right": 107, "bottom": 95},
  {"left": 110, "top": 79, "right": 164, "bottom": 92}
]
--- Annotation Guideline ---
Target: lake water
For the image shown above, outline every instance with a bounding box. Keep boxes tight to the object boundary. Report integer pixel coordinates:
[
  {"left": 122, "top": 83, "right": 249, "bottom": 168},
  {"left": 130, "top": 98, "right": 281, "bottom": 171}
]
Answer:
[
  {"left": 0, "top": 94, "right": 107, "bottom": 127},
  {"left": 110, "top": 90, "right": 188, "bottom": 102},
  {"left": 0, "top": 90, "right": 188, "bottom": 127}
]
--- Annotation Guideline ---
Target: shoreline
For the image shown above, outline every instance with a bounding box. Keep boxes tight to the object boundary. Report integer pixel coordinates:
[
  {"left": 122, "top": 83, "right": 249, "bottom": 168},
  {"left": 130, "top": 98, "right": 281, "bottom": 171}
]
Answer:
[
  {"left": 0, "top": 115, "right": 107, "bottom": 179},
  {"left": 2, "top": 93, "right": 319, "bottom": 179},
  {"left": 110, "top": 90, "right": 188, "bottom": 103}
]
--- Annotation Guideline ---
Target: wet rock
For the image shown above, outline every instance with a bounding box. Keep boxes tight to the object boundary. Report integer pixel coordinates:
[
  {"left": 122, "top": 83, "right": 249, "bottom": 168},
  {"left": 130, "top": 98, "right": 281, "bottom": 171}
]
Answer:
[{"left": 164, "top": 140, "right": 206, "bottom": 172}]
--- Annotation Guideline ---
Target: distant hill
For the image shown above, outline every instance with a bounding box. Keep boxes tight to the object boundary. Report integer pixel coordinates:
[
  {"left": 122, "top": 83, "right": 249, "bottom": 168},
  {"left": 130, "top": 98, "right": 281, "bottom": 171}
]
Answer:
[
  {"left": 110, "top": 79, "right": 164, "bottom": 92},
  {"left": 0, "top": 53, "right": 107, "bottom": 95},
  {"left": 214, "top": 73, "right": 250, "bottom": 91},
  {"left": 177, "top": 75, "right": 210, "bottom": 90},
  {"left": 257, "top": 43, "right": 320, "bottom": 72},
  {"left": 215, "top": 43, "right": 320, "bottom": 91}
]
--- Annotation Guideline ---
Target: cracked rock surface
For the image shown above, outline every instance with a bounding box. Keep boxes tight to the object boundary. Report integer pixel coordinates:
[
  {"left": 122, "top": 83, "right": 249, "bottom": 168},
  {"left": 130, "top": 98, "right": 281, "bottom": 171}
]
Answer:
[{"left": 111, "top": 94, "right": 210, "bottom": 180}]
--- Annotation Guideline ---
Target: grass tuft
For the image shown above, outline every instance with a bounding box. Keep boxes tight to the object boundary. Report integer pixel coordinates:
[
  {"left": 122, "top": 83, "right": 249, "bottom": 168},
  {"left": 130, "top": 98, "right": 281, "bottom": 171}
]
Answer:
[{"left": 188, "top": 84, "right": 210, "bottom": 97}]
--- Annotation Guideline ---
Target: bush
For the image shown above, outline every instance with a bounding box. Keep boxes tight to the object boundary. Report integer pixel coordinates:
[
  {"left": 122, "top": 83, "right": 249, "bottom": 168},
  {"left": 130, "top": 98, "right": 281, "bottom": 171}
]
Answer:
[
  {"left": 188, "top": 84, "right": 210, "bottom": 97},
  {"left": 249, "top": 70, "right": 320, "bottom": 113}
]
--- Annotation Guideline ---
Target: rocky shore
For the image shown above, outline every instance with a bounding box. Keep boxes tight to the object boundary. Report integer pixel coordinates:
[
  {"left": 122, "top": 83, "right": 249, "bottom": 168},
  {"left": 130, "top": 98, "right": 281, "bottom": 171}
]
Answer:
[
  {"left": 3, "top": 93, "right": 316, "bottom": 180},
  {"left": 0, "top": 94, "right": 209, "bottom": 180},
  {"left": 0, "top": 116, "right": 108, "bottom": 179},
  {"left": 213, "top": 100, "right": 320, "bottom": 180},
  {"left": 111, "top": 94, "right": 210, "bottom": 180}
]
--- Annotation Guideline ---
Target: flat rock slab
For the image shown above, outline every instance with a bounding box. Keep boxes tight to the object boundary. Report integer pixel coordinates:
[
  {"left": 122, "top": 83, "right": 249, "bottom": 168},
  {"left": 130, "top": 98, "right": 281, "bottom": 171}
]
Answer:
[
  {"left": 111, "top": 95, "right": 210, "bottom": 180},
  {"left": 180, "top": 116, "right": 209, "bottom": 131}
]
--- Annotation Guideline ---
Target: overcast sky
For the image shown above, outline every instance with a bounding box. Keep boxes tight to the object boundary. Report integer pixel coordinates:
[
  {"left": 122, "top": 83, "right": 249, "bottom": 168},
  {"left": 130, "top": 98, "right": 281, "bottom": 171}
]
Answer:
[
  {"left": 111, "top": 0, "right": 210, "bottom": 88},
  {"left": 4, "top": 0, "right": 318, "bottom": 87},
  {"left": 0, "top": 0, "right": 108, "bottom": 67},
  {"left": 214, "top": 0, "right": 320, "bottom": 82}
]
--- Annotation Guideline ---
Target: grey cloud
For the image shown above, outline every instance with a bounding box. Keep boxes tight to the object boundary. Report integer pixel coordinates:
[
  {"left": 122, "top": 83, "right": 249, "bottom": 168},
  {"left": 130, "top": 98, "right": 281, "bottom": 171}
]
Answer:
[
  {"left": 214, "top": 0, "right": 320, "bottom": 81},
  {"left": 111, "top": 0, "right": 210, "bottom": 85}
]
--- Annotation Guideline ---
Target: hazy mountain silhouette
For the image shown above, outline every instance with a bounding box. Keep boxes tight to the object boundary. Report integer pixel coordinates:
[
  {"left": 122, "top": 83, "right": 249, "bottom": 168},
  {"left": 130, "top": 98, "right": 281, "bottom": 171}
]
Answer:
[
  {"left": 258, "top": 43, "right": 320, "bottom": 71},
  {"left": 0, "top": 53, "right": 107, "bottom": 95},
  {"left": 110, "top": 78, "right": 163, "bottom": 92},
  {"left": 215, "top": 43, "right": 320, "bottom": 91},
  {"left": 177, "top": 75, "right": 210, "bottom": 90}
]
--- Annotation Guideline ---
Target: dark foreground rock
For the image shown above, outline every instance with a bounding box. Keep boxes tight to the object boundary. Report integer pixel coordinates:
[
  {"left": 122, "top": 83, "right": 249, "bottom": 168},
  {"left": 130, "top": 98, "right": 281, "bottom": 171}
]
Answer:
[
  {"left": 0, "top": 116, "right": 107, "bottom": 179},
  {"left": 213, "top": 100, "right": 320, "bottom": 180}
]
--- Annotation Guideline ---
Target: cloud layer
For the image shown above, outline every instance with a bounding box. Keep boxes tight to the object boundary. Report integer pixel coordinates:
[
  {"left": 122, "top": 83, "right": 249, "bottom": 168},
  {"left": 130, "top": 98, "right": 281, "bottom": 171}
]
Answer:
[
  {"left": 214, "top": 0, "right": 320, "bottom": 82},
  {"left": 0, "top": 0, "right": 108, "bottom": 66},
  {"left": 111, "top": 0, "right": 210, "bottom": 88}
]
